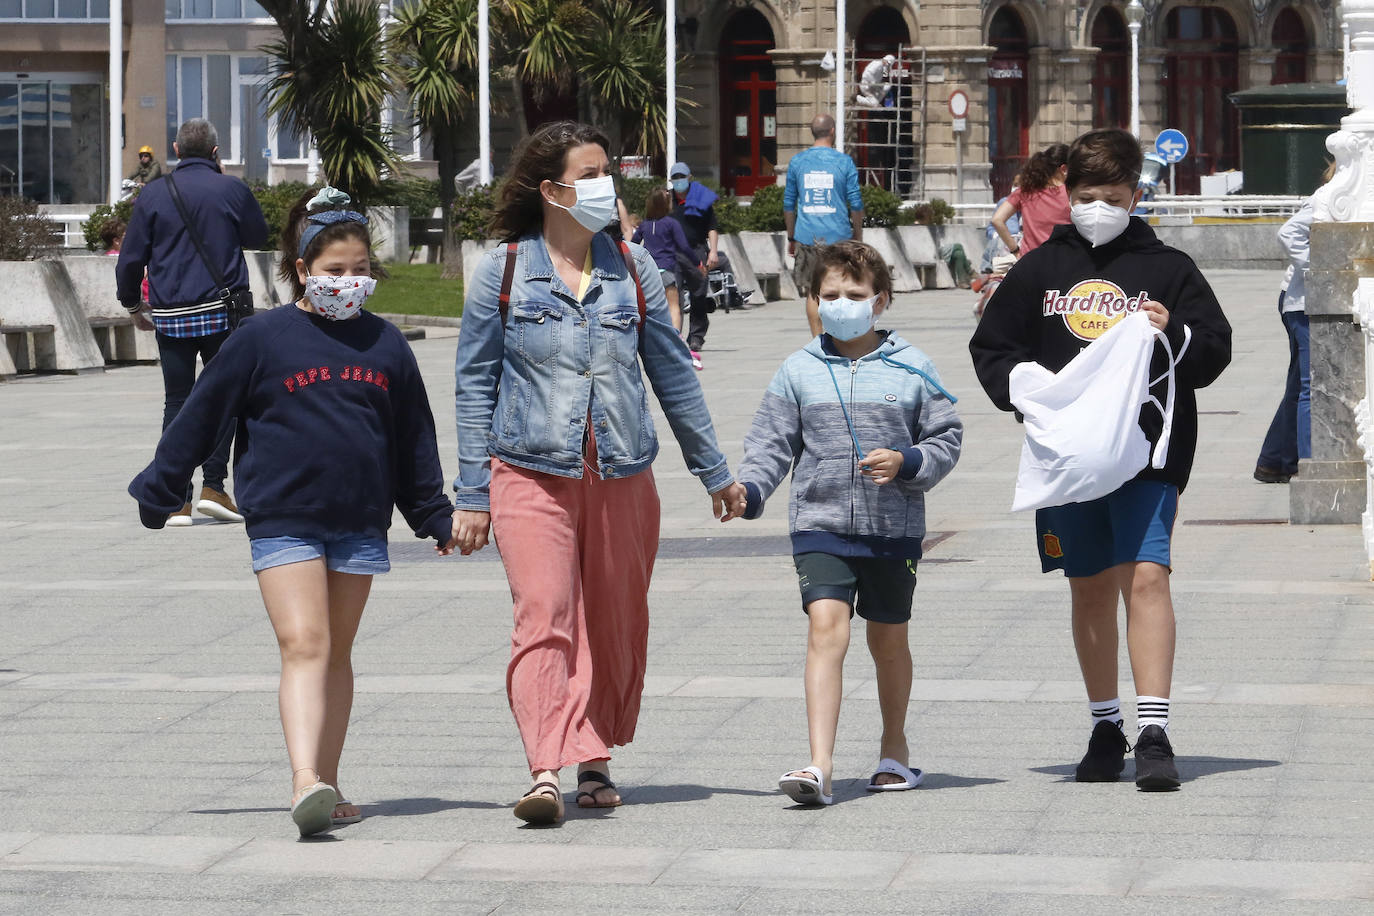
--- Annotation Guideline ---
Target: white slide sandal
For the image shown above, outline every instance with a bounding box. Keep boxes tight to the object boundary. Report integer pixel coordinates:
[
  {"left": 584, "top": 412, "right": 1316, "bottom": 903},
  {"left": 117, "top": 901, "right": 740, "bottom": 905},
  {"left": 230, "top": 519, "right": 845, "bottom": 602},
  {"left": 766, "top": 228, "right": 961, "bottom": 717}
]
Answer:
[
  {"left": 778, "top": 765, "right": 834, "bottom": 806},
  {"left": 865, "top": 757, "right": 923, "bottom": 791}
]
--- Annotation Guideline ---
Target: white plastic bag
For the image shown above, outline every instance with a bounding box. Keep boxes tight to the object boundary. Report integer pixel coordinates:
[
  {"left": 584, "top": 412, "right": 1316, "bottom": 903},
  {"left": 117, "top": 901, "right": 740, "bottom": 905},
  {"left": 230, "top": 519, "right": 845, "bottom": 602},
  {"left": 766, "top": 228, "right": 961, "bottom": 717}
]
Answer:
[{"left": 1009, "top": 312, "right": 1190, "bottom": 512}]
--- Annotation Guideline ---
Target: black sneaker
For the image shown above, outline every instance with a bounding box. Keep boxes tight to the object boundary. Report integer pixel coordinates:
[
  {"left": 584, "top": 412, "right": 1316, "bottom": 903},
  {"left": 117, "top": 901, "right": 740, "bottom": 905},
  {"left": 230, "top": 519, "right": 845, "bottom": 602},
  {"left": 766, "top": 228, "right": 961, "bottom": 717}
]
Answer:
[
  {"left": 1075, "top": 720, "right": 1128, "bottom": 782},
  {"left": 1134, "top": 724, "right": 1181, "bottom": 791}
]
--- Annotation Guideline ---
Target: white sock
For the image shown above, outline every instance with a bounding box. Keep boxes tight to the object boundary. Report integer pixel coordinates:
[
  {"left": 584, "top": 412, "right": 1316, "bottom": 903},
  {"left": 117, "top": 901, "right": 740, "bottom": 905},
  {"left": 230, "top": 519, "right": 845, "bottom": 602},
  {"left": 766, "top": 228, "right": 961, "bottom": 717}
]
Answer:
[
  {"left": 1137, "top": 695, "right": 1170, "bottom": 733},
  {"left": 1089, "top": 698, "right": 1123, "bottom": 732}
]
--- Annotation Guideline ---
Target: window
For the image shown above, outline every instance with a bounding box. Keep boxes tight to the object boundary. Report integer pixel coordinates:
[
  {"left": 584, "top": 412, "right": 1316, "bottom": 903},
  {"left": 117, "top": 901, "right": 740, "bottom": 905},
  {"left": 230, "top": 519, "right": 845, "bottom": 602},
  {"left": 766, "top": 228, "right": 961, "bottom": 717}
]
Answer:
[
  {"left": 1272, "top": 8, "right": 1308, "bottom": 85},
  {"left": 165, "top": 0, "right": 266, "bottom": 19},
  {"left": 1091, "top": 7, "right": 1129, "bottom": 129},
  {"left": 0, "top": 0, "right": 108, "bottom": 18},
  {"left": 1164, "top": 6, "right": 1239, "bottom": 193},
  {"left": 166, "top": 53, "right": 307, "bottom": 170}
]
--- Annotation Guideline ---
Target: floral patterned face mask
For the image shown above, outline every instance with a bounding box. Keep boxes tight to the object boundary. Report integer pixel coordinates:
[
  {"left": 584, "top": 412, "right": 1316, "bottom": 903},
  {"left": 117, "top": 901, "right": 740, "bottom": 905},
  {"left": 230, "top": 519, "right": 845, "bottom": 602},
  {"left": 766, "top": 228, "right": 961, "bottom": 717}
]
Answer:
[{"left": 303, "top": 274, "right": 376, "bottom": 320}]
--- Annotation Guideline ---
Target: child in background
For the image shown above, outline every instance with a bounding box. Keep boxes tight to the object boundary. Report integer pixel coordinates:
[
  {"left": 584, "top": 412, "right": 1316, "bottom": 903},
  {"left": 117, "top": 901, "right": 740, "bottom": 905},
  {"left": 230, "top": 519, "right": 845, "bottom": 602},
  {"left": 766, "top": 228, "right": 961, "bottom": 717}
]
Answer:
[
  {"left": 129, "top": 187, "right": 457, "bottom": 835},
  {"left": 632, "top": 187, "right": 694, "bottom": 333},
  {"left": 101, "top": 219, "right": 127, "bottom": 256},
  {"left": 732, "top": 241, "right": 963, "bottom": 805}
]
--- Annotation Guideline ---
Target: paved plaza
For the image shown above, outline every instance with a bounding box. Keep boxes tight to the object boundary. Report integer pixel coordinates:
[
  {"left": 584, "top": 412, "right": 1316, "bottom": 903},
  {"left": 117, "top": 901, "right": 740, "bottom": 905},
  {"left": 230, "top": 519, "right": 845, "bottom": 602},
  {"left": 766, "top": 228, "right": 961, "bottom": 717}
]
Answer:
[{"left": 2, "top": 268, "right": 1373, "bottom": 914}]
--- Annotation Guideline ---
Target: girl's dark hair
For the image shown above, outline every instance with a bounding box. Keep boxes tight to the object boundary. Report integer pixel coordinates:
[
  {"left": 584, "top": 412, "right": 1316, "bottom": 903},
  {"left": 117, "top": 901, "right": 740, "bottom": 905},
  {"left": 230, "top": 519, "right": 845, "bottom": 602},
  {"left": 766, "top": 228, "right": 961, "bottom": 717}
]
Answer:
[
  {"left": 278, "top": 190, "right": 376, "bottom": 300},
  {"left": 644, "top": 187, "right": 671, "bottom": 221},
  {"left": 99, "top": 218, "right": 126, "bottom": 249},
  {"left": 490, "top": 120, "right": 612, "bottom": 242},
  {"left": 1066, "top": 129, "right": 1143, "bottom": 190},
  {"left": 1019, "top": 143, "right": 1071, "bottom": 194}
]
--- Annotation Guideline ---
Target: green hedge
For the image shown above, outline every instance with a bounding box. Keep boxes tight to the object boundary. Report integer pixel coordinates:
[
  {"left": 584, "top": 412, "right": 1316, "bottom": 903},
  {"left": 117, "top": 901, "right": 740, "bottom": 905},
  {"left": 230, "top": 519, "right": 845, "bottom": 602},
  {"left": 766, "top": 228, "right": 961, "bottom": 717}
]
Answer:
[{"left": 81, "top": 198, "right": 135, "bottom": 251}]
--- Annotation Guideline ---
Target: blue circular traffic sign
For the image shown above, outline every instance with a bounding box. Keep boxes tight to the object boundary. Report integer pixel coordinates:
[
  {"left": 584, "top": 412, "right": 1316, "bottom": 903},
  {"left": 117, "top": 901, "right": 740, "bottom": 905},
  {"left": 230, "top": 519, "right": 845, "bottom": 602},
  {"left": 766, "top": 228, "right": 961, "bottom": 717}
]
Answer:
[{"left": 1155, "top": 129, "right": 1189, "bottom": 164}]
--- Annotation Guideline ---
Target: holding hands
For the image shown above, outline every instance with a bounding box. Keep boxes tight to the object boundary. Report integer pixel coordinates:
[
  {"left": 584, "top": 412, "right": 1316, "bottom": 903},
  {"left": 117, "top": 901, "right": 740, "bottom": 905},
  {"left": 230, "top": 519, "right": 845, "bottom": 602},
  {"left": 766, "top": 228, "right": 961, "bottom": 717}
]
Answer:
[
  {"left": 712, "top": 481, "right": 748, "bottom": 522},
  {"left": 447, "top": 509, "right": 492, "bottom": 555},
  {"left": 859, "top": 448, "right": 904, "bottom": 486}
]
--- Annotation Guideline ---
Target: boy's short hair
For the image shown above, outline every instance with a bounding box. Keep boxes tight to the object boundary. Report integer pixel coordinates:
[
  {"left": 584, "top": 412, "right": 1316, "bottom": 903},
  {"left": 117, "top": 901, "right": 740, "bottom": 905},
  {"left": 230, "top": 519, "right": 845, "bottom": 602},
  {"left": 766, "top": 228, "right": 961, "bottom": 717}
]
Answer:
[
  {"left": 810, "top": 240, "right": 893, "bottom": 301},
  {"left": 1066, "top": 128, "right": 1143, "bottom": 190}
]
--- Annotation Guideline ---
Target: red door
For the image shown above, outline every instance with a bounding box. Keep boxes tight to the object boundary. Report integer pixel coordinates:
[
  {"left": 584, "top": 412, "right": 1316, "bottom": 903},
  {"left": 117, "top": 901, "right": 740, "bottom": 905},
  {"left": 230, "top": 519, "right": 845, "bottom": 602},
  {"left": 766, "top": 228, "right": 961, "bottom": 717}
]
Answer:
[
  {"left": 720, "top": 10, "right": 777, "bottom": 196},
  {"left": 987, "top": 8, "right": 1029, "bottom": 199},
  {"left": 1164, "top": 7, "right": 1239, "bottom": 194}
]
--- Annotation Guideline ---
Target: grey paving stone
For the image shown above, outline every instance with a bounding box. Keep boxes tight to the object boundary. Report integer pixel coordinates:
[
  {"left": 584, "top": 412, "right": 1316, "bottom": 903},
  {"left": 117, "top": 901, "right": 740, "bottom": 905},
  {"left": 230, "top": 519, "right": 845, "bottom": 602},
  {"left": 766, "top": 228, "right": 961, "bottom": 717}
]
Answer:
[
  {"left": 207, "top": 837, "right": 460, "bottom": 880},
  {"left": 657, "top": 847, "right": 909, "bottom": 889},
  {"left": 430, "top": 840, "right": 679, "bottom": 884},
  {"left": 0, "top": 833, "right": 241, "bottom": 873}
]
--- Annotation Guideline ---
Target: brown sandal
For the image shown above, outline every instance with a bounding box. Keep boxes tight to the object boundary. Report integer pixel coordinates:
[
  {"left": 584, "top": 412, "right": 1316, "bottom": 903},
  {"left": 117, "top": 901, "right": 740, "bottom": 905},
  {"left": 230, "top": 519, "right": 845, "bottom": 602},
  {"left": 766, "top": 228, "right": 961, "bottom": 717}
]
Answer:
[
  {"left": 513, "top": 781, "right": 562, "bottom": 825},
  {"left": 575, "top": 770, "right": 621, "bottom": 809}
]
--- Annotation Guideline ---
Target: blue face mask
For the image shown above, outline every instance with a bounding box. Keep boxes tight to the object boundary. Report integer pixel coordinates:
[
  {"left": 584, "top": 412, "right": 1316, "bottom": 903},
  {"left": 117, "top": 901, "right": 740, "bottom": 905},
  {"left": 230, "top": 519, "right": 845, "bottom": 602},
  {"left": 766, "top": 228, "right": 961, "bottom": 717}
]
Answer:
[
  {"left": 551, "top": 175, "right": 618, "bottom": 233},
  {"left": 671, "top": 178, "right": 690, "bottom": 193},
  {"left": 818, "top": 294, "right": 879, "bottom": 341}
]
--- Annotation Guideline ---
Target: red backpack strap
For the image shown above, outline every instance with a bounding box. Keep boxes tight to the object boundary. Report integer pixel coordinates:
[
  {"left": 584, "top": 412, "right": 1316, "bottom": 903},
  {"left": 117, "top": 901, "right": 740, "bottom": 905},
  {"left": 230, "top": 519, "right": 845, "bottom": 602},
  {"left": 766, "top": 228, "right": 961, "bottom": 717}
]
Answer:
[
  {"left": 497, "top": 242, "right": 518, "bottom": 326},
  {"left": 618, "top": 240, "right": 647, "bottom": 353}
]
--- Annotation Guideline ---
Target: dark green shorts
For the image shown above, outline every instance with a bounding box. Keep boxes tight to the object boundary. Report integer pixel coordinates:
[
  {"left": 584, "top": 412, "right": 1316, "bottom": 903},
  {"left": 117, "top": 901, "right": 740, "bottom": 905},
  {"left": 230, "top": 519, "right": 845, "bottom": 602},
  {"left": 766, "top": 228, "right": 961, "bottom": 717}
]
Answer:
[{"left": 793, "top": 552, "right": 917, "bottom": 624}]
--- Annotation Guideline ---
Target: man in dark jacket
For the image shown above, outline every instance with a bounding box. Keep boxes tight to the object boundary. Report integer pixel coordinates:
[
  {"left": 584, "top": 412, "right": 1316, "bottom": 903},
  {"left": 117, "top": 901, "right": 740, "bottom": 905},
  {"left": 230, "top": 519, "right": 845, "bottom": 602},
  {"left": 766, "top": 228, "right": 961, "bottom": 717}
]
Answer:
[
  {"left": 116, "top": 118, "right": 269, "bottom": 527},
  {"left": 668, "top": 161, "right": 750, "bottom": 369}
]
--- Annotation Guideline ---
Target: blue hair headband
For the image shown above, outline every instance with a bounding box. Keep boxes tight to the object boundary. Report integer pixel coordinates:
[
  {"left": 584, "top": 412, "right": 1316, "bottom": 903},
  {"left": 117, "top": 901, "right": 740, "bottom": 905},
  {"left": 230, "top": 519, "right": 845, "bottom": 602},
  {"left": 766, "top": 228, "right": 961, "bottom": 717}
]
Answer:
[{"left": 299, "top": 209, "right": 368, "bottom": 257}]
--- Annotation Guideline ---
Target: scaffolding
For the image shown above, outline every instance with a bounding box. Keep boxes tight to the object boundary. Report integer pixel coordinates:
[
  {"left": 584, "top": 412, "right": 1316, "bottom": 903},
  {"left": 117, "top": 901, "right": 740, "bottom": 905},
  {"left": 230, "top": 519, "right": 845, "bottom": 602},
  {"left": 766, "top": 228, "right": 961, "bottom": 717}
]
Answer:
[{"left": 846, "top": 43, "right": 927, "bottom": 199}]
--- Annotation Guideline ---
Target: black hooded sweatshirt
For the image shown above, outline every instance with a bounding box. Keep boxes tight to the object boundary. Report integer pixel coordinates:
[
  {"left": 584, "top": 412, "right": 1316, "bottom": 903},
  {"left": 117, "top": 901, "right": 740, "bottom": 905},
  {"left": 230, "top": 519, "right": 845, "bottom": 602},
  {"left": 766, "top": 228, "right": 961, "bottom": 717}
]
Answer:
[{"left": 969, "top": 218, "right": 1232, "bottom": 494}]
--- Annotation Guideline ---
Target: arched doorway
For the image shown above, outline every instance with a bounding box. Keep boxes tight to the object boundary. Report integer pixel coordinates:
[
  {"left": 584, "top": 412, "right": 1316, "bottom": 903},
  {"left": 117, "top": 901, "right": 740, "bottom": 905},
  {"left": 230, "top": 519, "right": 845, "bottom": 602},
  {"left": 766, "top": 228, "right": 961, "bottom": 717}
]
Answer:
[
  {"left": 1091, "top": 7, "right": 1129, "bottom": 129},
  {"left": 987, "top": 6, "right": 1030, "bottom": 199},
  {"left": 1272, "top": 7, "right": 1309, "bottom": 84},
  {"left": 1164, "top": 6, "right": 1239, "bottom": 193},
  {"left": 854, "top": 5, "right": 913, "bottom": 192},
  {"left": 719, "top": 8, "right": 777, "bottom": 196}
]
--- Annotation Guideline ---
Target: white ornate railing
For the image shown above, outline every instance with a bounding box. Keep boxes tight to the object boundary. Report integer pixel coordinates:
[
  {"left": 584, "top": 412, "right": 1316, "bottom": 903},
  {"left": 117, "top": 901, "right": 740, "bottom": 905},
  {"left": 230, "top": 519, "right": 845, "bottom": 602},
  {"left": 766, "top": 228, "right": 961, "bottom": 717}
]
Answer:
[{"left": 1354, "top": 279, "right": 1374, "bottom": 574}]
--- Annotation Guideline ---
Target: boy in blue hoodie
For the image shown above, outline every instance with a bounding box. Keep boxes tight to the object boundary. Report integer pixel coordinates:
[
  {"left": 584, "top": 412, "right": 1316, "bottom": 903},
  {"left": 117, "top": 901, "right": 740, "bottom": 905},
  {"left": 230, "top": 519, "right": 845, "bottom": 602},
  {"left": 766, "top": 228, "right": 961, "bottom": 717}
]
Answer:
[{"left": 734, "top": 241, "right": 963, "bottom": 806}]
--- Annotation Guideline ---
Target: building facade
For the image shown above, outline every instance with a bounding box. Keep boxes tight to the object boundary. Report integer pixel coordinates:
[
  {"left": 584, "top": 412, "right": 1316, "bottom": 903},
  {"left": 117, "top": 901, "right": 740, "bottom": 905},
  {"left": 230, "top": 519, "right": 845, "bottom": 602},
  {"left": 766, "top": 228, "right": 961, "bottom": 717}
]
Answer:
[{"left": 1, "top": 0, "right": 1345, "bottom": 205}]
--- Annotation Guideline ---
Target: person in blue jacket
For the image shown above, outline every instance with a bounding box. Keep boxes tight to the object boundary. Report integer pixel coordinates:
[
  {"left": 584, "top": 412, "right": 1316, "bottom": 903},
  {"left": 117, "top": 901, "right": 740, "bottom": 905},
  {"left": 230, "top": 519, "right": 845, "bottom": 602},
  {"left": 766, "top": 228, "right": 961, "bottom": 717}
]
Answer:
[{"left": 129, "top": 188, "right": 457, "bottom": 837}]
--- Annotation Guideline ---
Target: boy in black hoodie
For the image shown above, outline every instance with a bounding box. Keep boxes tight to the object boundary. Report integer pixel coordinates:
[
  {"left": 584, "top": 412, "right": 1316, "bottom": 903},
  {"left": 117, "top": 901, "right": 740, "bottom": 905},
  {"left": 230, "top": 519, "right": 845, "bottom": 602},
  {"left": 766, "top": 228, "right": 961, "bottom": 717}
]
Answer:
[{"left": 969, "top": 129, "right": 1231, "bottom": 790}]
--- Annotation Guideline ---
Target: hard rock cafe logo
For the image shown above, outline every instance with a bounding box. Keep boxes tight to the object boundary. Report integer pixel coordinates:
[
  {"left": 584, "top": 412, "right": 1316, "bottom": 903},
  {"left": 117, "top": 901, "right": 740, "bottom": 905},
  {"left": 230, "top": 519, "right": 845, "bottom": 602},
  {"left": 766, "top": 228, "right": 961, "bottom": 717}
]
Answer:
[{"left": 1042, "top": 279, "right": 1149, "bottom": 342}]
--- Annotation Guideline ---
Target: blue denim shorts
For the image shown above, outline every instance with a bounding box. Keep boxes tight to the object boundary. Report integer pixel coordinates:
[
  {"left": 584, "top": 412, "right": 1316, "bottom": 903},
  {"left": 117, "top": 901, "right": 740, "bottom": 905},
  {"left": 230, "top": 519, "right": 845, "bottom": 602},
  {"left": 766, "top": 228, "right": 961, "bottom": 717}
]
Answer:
[
  {"left": 249, "top": 534, "right": 391, "bottom": 575},
  {"left": 1034, "top": 480, "right": 1178, "bottom": 578}
]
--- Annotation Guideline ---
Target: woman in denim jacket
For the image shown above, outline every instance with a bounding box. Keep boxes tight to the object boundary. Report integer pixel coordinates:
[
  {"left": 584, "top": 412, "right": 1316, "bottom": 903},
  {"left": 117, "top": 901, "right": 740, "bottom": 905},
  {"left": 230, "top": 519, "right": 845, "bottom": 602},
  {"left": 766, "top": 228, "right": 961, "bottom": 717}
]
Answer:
[{"left": 453, "top": 121, "right": 747, "bottom": 824}]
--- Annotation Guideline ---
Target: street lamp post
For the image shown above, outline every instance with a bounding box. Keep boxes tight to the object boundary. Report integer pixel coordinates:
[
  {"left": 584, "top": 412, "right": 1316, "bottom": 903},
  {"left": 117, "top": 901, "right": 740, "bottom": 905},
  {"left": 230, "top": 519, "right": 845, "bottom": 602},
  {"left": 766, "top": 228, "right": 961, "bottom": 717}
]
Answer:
[
  {"left": 666, "top": 0, "right": 676, "bottom": 173},
  {"left": 1126, "top": 0, "right": 1144, "bottom": 139}
]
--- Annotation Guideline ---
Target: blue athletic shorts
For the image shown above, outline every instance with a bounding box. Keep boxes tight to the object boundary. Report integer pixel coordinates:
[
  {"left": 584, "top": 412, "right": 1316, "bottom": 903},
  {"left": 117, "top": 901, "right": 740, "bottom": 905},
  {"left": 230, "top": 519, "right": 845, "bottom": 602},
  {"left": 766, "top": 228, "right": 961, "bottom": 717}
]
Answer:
[
  {"left": 1034, "top": 480, "right": 1178, "bottom": 577},
  {"left": 249, "top": 534, "right": 390, "bottom": 575}
]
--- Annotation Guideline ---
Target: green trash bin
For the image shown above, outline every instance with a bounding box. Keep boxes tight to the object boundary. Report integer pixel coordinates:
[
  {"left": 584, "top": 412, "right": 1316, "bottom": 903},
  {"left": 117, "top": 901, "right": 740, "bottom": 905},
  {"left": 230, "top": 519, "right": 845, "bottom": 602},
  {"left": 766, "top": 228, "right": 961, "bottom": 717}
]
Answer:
[{"left": 1229, "top": 83, "right": 1348, "bottom": 195}]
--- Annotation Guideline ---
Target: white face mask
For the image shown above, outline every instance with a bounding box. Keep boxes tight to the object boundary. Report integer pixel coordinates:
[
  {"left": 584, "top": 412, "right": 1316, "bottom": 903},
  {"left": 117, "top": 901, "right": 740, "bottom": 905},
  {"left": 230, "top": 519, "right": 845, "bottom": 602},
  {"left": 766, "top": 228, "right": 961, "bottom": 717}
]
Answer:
[
  {"left": 1071, "top": 200, "right": 1132, "bottom": 248},
  {"left": 304, "top": 274, "right": 376, "bottom": 320},
  {"left": 818, "top": 294, "right": 880, "bottom": 341},
  {"left": 550, "top": 175, "right": 618, "bottom": 232}
]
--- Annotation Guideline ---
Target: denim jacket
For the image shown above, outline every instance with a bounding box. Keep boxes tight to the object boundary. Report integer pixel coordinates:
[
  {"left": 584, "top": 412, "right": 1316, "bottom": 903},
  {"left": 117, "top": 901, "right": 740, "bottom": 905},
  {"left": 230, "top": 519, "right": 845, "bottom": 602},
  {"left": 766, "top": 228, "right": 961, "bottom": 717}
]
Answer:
[{"left": 454, "top": 232, "right": 734, "bottom": 512}]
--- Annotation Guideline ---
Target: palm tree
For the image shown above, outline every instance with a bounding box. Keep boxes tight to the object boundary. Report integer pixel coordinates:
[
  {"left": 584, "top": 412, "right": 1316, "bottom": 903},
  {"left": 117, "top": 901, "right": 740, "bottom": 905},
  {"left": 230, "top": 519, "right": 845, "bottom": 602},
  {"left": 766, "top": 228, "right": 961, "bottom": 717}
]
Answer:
[
  {"left": 259, "top": 0, "right": 398, "bottom": 204},
  {"left": 578, "top": 0, "right": 675, "bottom": 157}
]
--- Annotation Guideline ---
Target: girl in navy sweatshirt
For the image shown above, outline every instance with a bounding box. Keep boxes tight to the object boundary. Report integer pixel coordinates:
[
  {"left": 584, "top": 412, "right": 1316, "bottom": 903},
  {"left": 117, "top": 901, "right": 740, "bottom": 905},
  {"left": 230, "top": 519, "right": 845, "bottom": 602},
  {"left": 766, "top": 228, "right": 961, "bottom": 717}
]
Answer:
[{"left": 130, "top": 188, "right": 456, "bottom": 837}]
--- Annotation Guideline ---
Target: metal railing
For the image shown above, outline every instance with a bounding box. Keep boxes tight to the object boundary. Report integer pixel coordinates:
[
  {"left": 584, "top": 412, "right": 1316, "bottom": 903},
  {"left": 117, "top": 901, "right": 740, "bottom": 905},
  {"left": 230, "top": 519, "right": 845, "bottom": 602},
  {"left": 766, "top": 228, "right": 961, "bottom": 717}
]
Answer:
[
  {"left": 940, "top": 195, "right": 1305, "bottom": 227},
  {"left": 40, "top": 206, "right": 98, "bottom": 249}
]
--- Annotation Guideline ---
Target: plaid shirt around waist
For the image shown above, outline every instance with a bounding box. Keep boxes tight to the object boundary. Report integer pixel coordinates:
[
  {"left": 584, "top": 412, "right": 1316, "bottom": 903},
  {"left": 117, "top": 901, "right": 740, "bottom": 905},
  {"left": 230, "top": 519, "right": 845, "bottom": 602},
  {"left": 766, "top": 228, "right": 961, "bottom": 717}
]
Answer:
[{"left": 150, "top": 299, "right": 230, "bottom": 338}]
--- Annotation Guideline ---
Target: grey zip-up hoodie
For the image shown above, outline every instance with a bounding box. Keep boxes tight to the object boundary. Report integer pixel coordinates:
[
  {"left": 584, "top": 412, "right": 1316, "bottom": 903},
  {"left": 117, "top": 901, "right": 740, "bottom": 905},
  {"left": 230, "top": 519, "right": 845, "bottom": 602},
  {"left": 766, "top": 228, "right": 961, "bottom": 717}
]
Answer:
[{"left": 738, "top": 332, "right": 963, "bottom": 558}]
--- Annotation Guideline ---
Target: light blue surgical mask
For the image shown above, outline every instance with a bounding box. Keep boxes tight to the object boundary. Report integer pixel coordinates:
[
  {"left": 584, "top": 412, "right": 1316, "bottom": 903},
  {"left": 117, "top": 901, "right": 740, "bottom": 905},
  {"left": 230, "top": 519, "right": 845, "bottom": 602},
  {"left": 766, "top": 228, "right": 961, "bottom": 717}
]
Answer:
[
  {"left": 818, "top": 294, "right": 879, "bottom": 341},
  {"left": 551, "top": 175, "right": 618, "bottom": 233},
  {"left": 671, "top": 178, "right": 690, "bottom": 193}
]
